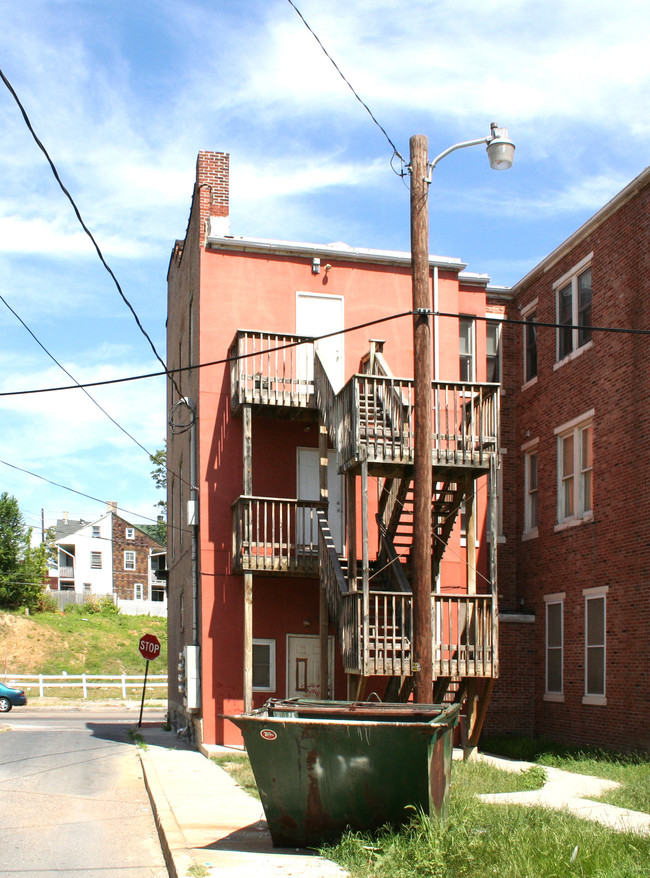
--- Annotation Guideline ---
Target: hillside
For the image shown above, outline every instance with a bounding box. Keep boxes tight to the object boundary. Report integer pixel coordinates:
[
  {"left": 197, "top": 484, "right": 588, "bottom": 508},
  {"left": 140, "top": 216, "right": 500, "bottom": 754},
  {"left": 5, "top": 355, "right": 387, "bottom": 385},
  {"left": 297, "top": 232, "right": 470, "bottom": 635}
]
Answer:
[{"left": 0, "top": 611, "right": 168, "bottom": 676}]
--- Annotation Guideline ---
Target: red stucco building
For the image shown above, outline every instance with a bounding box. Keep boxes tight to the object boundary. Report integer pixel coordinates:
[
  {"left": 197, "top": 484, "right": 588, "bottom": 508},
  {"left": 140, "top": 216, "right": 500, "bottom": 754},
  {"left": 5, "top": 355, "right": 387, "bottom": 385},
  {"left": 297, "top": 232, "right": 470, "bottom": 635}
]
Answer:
[{"left": 167, "top": 151, "right": 501, "bottom": 749}]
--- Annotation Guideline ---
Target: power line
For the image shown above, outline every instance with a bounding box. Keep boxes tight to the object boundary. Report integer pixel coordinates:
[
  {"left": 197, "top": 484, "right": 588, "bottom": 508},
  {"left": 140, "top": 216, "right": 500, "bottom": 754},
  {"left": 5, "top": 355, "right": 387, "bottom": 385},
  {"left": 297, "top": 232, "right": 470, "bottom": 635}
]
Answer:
[
  {"left": 286, "top": 0, "right": 405, "bottom": 168},
  {"left": 0, "top": 293, "right": 154, "bottom": 459},
  {"left": 0, "top": 309, "right": 414, "bottom": 398},
  {"left": 0, "top": 66, "right": 183, "bottom": 400},
  {"left": 0, "top": 458, "right": 158, "bottom": 525},
  {"left": 1, "top": 305, "right": 649, "bottom": 401},
  {"left": 0, "top": 292, "right": 193, "bottom": 495}
]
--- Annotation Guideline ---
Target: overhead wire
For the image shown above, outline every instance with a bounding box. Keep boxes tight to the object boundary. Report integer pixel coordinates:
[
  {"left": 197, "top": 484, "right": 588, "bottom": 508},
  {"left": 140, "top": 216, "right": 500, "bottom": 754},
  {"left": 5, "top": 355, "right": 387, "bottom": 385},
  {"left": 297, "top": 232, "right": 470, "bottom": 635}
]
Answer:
[
  {"left": 285, "top": 0, "right": 406, "bottom": 173},
  {"left": 0, "top": 293, "right": 154, "bottom": 459},
  {"left": 0, "top": 305, "right": 648, "bottom": 400},
  {"left": 0, "top": 66, "right": 183, "bottom": 401}
]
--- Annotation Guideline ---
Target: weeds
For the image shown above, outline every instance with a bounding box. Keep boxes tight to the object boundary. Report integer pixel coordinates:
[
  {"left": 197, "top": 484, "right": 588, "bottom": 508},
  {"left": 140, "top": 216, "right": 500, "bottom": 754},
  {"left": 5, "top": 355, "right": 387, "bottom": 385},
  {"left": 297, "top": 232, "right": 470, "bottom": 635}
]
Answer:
[
  {"left": 212, "top": 753, "right": 259, "bottom": 799},
  {"left": 127, "top": 729, "right": 147, "bottom": 750}
]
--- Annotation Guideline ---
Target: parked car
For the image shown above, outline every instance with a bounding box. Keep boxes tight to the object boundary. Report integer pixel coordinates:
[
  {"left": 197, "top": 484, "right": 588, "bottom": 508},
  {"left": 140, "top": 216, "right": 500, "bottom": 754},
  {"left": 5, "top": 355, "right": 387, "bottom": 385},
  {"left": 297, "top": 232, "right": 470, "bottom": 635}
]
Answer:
[{"left": 0, "top": 681, "right": 27, "bottom": 712}]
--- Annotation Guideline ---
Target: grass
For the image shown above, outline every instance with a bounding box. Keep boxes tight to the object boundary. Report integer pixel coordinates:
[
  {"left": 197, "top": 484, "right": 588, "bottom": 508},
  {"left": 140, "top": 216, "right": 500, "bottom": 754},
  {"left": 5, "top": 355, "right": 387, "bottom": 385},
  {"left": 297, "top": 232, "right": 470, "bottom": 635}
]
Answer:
[
  {"left": 211, "top": 753, "right": 260, "bottom": 799},
  {"left": 214, "top": 750, "right": 650, "bottom": 878},
  {"left": 2, "top": 608, "right": 167, "bottom": 675},
  {"left": 481, "top": 735, "right": 650, "bottom": 814}
]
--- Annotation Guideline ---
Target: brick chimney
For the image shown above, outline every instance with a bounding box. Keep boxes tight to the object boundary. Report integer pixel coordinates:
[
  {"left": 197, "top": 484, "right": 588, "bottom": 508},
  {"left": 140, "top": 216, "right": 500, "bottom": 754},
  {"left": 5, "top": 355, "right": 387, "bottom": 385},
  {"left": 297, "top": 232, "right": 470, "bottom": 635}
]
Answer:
[{"left": 197, "top": 151, "right": 230, "bottom": 239}]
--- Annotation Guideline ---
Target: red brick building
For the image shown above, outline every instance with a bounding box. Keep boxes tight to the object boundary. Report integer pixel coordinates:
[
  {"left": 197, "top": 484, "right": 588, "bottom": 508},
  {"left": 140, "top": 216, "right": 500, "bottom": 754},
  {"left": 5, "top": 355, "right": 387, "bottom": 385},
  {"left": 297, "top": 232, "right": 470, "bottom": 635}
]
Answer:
[{"left": 488, "top": 167, "right": 650, "bottom": 752}]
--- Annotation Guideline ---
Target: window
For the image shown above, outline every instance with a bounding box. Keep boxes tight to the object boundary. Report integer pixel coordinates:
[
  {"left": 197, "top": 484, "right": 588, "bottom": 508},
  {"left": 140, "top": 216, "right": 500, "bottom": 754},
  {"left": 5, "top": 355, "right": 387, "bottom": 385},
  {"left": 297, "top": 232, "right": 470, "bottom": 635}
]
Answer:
[
  {"left": 545, "top": 594, "right": 564, "bottom": 698},
  {"left": 486, "top": 321, "right": 501, "bottom": 383},
  {"left": 92, "top": 525, "right": 100, "bottom": 538},
  {"left": 151, "top": 585, "right": 165, "bottom": 603},
  {"left": 134, "top": 582, "right": 143, "bottom": 600},
  {"left": 125, "top": 527, "right": 135, "bottom": 540},
  {"left": 523, "top": 444, "right": 539, "bottom": 536},
  {"left": 555, "top": 257, "right": 592, "bottom": 361},
  {"left": 252, "top": 639, "right": 276, "bottom": 691},
  {"left": 124, "top": 550, "right": 136, "bottom": 571},
  {"left": 459, "top": 317, "right": 475, "bottom": 381},
  {"left": 83, "top": 582, "right": 92, "bottom": 594},
  {"left": 523, "top": 308, "right": 537, "bottom": 384},
  {"left": 584, "top": 587, "right": 607, "bottom": 704},
  {"left": 91, "top": 552, "right": 102, "bottom": 569},
  {"left": 556, "top": 414, "right": 593, "bottom": 525}
]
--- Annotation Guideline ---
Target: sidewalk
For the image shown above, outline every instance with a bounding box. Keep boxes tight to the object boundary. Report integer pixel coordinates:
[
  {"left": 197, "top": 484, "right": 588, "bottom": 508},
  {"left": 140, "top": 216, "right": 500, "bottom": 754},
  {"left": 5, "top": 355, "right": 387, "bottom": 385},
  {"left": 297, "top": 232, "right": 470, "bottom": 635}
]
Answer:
[
  {"left": 136, "top": 722, "right": 348, "bottom": 878},
  {"left": 475, "top": 752, "right": 650, "bottom": 835},
  {"left": 136, "top": 723, "right": 650, "bottom": 878}
]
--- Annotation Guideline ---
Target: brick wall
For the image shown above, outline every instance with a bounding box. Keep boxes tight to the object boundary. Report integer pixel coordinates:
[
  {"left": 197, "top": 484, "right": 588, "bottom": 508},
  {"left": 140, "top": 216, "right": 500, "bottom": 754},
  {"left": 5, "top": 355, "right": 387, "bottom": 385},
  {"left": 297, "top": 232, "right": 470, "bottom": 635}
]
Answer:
[
  {"left": 111, "top": 513, "right": 163, "bottom": 601},
  {"left": 498, "top": 173, "right": 650, "bottom": 752},
  {"left": 483, "top": 614, "right": 536, "bottom": 737}
]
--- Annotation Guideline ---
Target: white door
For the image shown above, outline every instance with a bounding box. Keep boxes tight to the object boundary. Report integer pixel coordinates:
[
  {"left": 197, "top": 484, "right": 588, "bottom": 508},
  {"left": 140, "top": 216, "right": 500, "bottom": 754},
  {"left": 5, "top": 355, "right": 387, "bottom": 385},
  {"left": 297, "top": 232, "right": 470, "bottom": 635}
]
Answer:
[
  {"left": 296, "top": 292, "right": 344, "bottom": 393},
  {"left": 297, "top": 447, "right": 344, "bottom": 554},
  {"left": 287, "top": 634, "right": 335, "bottom": 699}
]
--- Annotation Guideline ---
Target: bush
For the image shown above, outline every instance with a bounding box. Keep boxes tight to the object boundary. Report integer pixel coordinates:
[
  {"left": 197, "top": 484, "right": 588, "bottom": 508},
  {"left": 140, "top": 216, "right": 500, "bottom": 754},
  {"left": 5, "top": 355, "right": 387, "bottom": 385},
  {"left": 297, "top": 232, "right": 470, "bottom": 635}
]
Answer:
[
  {"left": 99, "top": 595, "right": 120, "bottom": 614},
  {"left": 38, "top": 594, "right": 60, "bottom": 614}
]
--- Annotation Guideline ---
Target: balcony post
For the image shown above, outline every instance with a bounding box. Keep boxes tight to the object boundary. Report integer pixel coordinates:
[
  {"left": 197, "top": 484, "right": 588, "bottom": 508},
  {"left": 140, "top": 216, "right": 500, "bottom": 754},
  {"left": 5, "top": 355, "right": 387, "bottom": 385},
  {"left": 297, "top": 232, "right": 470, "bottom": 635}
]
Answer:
[
  {"left": 242, "top": 405, "right": 253, "bottom": 713},
  {"left": 319, "top": 422, "right": 330, "bottom": 698}
]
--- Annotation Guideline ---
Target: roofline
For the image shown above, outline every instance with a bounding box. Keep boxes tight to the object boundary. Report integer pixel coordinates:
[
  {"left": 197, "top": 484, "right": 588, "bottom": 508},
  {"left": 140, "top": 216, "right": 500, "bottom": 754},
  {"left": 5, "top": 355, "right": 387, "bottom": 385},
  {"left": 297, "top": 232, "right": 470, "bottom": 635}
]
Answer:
[
  {"left": 510, "top": 165, "right": 650, "bottom": 294},
  {"left": 205, "top": 234, "right": 469, "bottom": 273}
]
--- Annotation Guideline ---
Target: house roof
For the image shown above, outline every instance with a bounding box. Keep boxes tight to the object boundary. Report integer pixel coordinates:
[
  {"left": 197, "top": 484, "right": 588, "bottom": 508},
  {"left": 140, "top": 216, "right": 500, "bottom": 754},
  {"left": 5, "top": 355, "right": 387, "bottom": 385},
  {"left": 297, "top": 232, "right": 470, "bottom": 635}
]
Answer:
[
  {"left": 509, "top": 165, "right": 650, "bottom": 295},
  {"left": 205, "top": 231, "right": 490, "bottom": 285}
]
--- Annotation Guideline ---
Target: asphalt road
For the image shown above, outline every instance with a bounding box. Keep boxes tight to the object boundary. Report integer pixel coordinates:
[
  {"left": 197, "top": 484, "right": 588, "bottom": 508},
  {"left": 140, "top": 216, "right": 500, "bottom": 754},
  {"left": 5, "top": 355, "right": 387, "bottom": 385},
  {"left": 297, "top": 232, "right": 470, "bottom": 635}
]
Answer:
[{"left": 0, "top": 707, "right": 168, "bottom": 878}]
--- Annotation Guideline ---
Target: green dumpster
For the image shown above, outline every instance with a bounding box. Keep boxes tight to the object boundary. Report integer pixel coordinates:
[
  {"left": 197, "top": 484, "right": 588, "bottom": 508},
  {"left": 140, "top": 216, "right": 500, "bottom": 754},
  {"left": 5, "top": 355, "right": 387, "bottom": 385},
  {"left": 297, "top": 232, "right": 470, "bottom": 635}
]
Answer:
[{"left": 224, "top": 699, "right": 460, "bottom": 847}]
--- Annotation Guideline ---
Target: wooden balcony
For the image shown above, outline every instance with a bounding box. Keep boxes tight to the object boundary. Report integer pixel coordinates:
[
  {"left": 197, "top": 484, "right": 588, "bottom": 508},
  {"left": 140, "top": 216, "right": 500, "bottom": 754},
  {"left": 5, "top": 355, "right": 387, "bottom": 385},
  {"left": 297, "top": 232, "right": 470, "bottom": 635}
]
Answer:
[
  {"left": 58, "top": 566, "right": 74, "bottom": 579},
  {"left": 229, "top": 330, "right": 317, "bottom": 416},
  {"left": 433, "top": 594, "right": 498, "bottom": 678},
  {"left": 315, "top": 355, "right": 499, "bottom": 476},
  {"left": 232, "top": 496, "right": 324, "bottom": 576}
]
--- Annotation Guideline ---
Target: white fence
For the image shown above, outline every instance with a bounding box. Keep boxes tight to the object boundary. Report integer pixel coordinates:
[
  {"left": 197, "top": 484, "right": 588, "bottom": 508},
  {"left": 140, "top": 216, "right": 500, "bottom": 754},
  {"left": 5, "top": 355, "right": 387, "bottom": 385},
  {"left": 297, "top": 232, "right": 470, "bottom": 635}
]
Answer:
[{"left": 6, "top": 674, "right": 168, "bottom": 699}]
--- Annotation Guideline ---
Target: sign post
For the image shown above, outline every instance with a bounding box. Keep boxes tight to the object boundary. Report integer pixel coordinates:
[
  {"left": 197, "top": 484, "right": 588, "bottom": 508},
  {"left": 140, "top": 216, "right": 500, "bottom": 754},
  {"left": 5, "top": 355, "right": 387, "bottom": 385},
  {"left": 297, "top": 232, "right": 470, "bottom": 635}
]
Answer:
[{"left": 138, "top": 633, "right": 161, "bottom": 729}]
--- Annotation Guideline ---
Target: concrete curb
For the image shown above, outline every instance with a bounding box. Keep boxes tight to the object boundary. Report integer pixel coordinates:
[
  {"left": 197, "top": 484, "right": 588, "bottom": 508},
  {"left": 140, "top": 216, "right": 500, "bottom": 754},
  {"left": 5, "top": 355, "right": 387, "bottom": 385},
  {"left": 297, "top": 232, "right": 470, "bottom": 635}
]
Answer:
[{"left": 139, "top": 747, "right": 194, "bottom": 878}]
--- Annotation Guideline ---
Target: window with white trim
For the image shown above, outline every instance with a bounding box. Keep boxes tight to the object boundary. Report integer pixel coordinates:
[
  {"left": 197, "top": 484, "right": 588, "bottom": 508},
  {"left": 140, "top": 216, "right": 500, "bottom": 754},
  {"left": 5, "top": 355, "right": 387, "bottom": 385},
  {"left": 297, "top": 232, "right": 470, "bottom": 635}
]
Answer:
[
  {"left": 459, "top": 317, "right": 475, "bottom": 381},
  {"left": 556, "top": 416, "right": 593, "bottom": 524},
  {"left": 545, "top": 595, "right": 564, "bottom": 697},
  {"left": 134, "top": 582, "right": 143, "bottom": 600},
  {"left": 584, "top": 588, "right": 607, "bottom": 702},
  {"left": 555, "top": 257, "right": 592, "bottom": 361},
  {"left": 125, "top": 527, "right": 135, "bottom": 540},
  {"left": 91, "top": 552, "right": 102, "bottom": 569},
  {"left": 524, "top": 446, "right": 539, "bottom": 536},
  {"left": 92, "top": 525, "right": 100, "bottom": 538},
  {"left": 486, "top": 321, "right": 501, "bottom": 383},
  {"left": 124, "top": 550, "right": 136, "bottom": 571},
  {"left": 252, "top": 639, "right": 276, "bottom": 692}
]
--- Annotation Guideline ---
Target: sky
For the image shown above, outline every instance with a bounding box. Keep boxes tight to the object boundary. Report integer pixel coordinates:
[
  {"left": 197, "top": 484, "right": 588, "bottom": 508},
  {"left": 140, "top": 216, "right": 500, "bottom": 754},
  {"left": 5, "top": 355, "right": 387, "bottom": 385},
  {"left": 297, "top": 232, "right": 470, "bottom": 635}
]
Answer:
[{"left": 0, "top": 0, "right": 648, "bottom": 537}]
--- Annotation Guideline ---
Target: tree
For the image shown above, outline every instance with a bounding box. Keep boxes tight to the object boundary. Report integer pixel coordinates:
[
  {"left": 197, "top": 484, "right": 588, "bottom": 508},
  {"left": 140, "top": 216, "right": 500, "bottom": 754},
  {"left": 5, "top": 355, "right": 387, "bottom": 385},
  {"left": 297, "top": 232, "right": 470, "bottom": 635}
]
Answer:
[
  {"left": 149, "top": 446, "right": 167, "bottom": 545},
  {"left": 0, "top": 492, "right": 48, "bottom": 611}
]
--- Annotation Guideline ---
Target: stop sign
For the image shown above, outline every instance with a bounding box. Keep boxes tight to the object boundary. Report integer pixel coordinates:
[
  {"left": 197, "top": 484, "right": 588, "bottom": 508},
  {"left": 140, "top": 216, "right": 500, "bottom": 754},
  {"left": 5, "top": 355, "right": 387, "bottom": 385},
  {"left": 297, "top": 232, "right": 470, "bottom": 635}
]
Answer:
[{"left": 139, "top": 633, "right": 161, "bottom": 661}]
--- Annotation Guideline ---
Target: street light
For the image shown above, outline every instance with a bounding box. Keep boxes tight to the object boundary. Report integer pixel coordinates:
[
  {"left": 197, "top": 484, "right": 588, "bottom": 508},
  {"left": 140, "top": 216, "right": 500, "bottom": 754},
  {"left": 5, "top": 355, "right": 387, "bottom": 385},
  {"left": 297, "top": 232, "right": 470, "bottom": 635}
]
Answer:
[{"left": 409, "top": 123, "right": 514, "bottom": 704}]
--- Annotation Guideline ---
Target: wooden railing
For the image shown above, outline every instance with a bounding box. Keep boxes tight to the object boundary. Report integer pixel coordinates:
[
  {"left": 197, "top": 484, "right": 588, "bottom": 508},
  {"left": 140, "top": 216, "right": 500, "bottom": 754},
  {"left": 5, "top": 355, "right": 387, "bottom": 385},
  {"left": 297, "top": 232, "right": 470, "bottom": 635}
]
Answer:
[
  {"left": 333, "top": 376, "right": 499, "bottom": 471},
  {"left": 317, "top": 511, "right": 412, "bottom": 677},
  {"left": 433, "top": 594, "right": 498, "bottom": 677},
  {"left": 364, "top": 590, "right": 412, "bottom": 677},
  {"left": 229, "top": 330, "right": 315, "bottom": 412},
  {"left": 317, "top": 510, "right": 361, "bottom": 673},
  {"left": 232, "top": 496, "right": 324, "bottom": 575}
]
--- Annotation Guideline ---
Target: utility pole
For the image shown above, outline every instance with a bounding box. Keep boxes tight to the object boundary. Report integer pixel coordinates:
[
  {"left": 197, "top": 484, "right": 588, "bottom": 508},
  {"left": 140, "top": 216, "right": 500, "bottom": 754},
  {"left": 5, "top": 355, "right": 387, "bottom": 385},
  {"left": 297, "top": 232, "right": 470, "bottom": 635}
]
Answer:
[{"left": 410, "top": 134, "right": 433, "bottom": 703}]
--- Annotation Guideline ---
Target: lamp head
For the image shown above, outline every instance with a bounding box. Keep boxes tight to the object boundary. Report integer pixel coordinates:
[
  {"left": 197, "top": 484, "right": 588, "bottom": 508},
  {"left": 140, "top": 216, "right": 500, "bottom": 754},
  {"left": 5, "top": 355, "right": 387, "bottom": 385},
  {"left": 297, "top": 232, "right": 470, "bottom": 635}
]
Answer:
[{"left": 487, "top": 122, "right": 515, "bottom": 170}]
